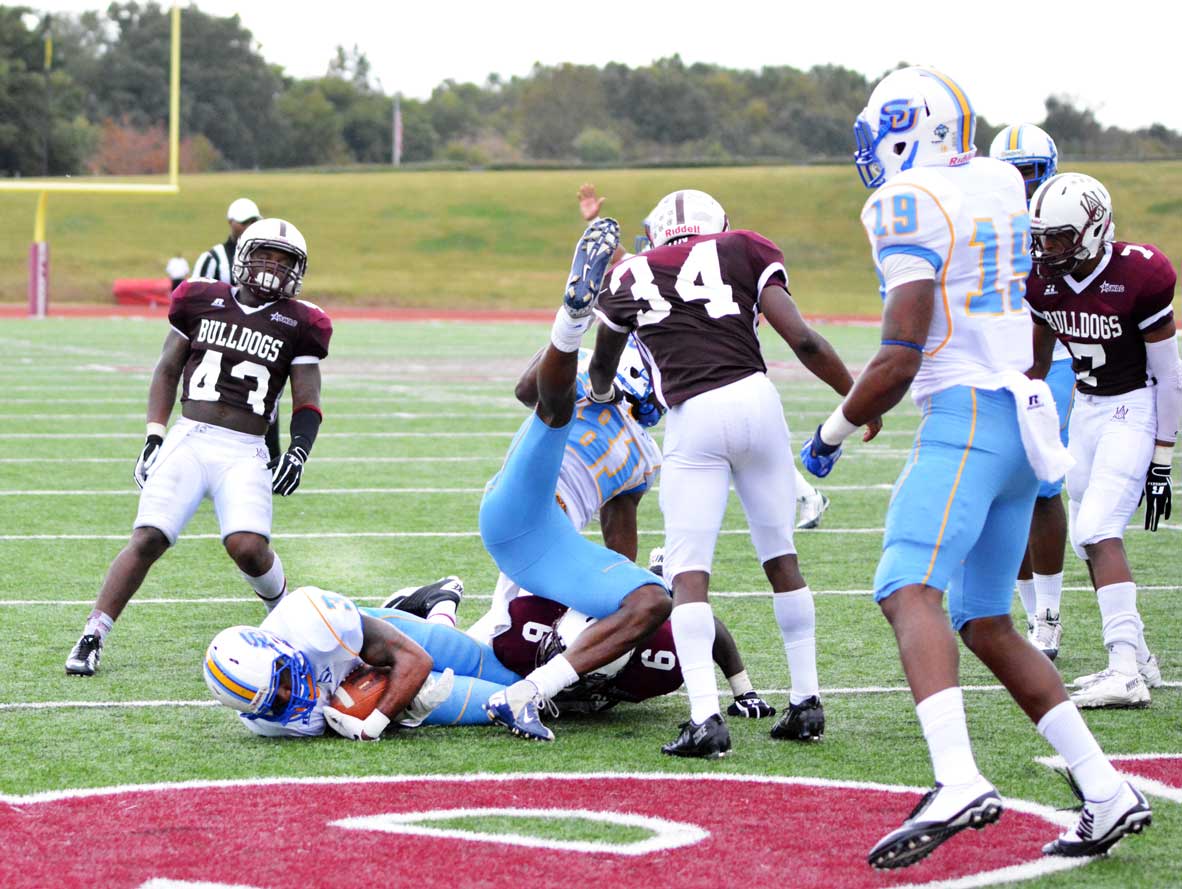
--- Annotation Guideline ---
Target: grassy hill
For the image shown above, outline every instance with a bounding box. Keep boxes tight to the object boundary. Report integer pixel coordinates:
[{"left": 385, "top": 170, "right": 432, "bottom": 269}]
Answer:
[{"left": 2, "top": 162, "right": 1180, "bottom": 315}]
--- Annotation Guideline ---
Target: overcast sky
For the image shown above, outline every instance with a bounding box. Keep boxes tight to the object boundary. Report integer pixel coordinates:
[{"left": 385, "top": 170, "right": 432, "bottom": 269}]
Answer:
[{"left": 37, "top": 0, "right": 1180, "bottom": 133}]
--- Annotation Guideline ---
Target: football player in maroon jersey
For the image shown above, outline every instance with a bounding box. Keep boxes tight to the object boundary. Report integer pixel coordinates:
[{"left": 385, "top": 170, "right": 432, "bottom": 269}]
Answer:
[
  {"left": 66, "top": 218, "right": 332, "bottom": 676},
  {"left": 1026, "top": 173, "right": 1179, "bottom": 708},
  {"left": 589, "top": 189, "right": 878, "bottom": 757}
]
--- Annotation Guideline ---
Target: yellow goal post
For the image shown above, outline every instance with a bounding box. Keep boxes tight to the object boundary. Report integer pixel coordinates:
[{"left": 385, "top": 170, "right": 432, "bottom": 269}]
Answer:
[{"left": 1, "top": 3, "right": 181, "bottom": 316}]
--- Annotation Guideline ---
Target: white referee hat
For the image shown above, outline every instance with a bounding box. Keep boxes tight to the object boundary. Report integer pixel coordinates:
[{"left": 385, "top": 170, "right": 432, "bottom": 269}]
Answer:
[{"left": 226, "top": 197, "right": 262, "bottom": 223}]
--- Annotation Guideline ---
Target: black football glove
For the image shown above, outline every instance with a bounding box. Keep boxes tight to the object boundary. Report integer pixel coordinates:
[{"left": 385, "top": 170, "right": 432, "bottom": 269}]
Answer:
[
  {"left": 1143, "top": 462, "right": 1172, "bottom": 531},
  {"left": 133, "top": 434, "right": 165, "bottom": 489},
  {"left": 269, "top": 445, "right": 308, "bottom": 496},
  {"left": 726, "top": 691, "right": 776, "bottom": 719}
]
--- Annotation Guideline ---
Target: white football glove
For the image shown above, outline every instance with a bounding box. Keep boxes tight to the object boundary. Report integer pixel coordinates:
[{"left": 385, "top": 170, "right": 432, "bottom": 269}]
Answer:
[
  {"left": 398, "top": 668, "right": 455, "bottom": 728},
  {"left": 324, "top": 705, "right": 383, "bottom": 741}
]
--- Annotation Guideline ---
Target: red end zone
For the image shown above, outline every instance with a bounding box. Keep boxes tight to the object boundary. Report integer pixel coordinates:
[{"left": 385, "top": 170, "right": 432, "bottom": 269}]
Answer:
[{"left": 0, "top": 773, "right": 1087, "bottom": 889}]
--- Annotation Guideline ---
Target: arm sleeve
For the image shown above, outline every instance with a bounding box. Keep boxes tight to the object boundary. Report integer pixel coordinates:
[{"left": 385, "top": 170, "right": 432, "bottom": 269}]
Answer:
[
  {"left": 742, "top": 231, "right": 788, "bottom": 293},
  {"left": 593, "top": 257, "right": 644, "bottom": 332},
  {"left": 1146, "top": 336, "right": 1181, "bottom": 444},
  {"left": 1132, "top": 252, "right": 1176, "bottom": 332},
  {"left": 295, "top": 307, "right": 333, "bottom": 361},
  {"left": 167, "top": 281, "right": 192, "bottom": 338}
]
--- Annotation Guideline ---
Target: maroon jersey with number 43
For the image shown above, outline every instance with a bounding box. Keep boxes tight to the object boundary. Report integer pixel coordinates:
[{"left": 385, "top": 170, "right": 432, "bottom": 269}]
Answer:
[
  {"left": 492, "top": 596, "right": 684, "bottom": 704},
  {"left": 169, "top": 281, "right": 332, "bottom": 420},
  {"left": 1025, "top": 242, "right": 1175, "bottom": 396},
  {"left": 594, "top": 230, "right": 788, "bottom": 407}
]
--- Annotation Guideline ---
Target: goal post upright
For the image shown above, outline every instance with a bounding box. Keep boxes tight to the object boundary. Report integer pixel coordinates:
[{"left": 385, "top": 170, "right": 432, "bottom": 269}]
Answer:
[{"left": 4, "top": 3, "right": 182, "bottom": 317}]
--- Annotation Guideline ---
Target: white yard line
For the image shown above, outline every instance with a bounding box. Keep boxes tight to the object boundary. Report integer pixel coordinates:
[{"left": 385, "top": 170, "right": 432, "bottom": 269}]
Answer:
[{"left": 0, "top": 528, "right": 889, "bottom": 541}]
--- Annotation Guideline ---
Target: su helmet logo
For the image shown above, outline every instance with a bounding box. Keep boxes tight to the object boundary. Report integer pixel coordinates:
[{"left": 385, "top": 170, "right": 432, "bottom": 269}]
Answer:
[{"left": 881, "top": 98, "right": 921, "bottom": 133}]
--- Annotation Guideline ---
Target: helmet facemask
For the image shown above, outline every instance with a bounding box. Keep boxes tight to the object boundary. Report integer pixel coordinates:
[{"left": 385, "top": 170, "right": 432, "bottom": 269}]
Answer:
[
  {"left": 236, "top": 242, "right": 306, "bottom": 300},
  {"left": 1031, "top": 225, "right": 1090, "bottom": 278}
]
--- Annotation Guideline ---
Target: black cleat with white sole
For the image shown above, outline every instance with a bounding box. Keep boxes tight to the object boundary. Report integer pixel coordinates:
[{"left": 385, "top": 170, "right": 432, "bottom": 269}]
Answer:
[
  {"left": 1043, "top": 778, "right": 1151, "bottom": 858},
  {"left": 381, "top": 576, "right": 464, "bottom": 616},
  {"left": 868, "top": 778, "right": 1002, "bottom": 870},
  {"left": 770, "top": 695, "right": 824, "bottom": 741}
]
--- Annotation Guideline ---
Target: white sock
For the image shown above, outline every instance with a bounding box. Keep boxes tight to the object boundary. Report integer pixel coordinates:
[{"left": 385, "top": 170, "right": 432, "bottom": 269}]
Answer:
[
  {"left": 915, "top": 687, "right": 980, "bottom": 787},
  {"left": 773, "top": 587, "right": 819, "bottom": 704},
  {"left": 1037, "top": 701, "right": 1122, "bottom": 801},
  {"left": 243, "top": 553, "right": 286, "bottom": 611},
  {"left": 1016, "top": 578, "right": 1036, "bottom": 620},
  {"left": 793, "top": 465, "right": 818, "bottom": 500},
  {"left": 1097, "top": 582, "right": 1141, "bottom": 674},
  {"left": 550, "top": 308, "right": 592, "bottom": 352},
  {"left": 1033, "top": 572, "right": 1063, "bottom": 616},
  {"left": 671, "top": 602, "right": 720, "bottom": 723},
  {"left": 1137, "top": 633, "right": 1153, "bottom": 665},
  {"left": 727, "top": 669, "right": 754, "bottom": 697},
  {"left": 84, "top": 609, "right": 115, "bottom": 641},
  {"left": 427, "top": 601, "right": 458, "bottom": 627},
  {"left": 524, "top": 654, "right": 578, "bottom": 701}
]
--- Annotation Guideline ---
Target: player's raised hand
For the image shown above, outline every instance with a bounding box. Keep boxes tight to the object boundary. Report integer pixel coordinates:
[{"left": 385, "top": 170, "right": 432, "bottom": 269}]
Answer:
[
  {"left": 577, "top": 183, "right": 606, "bottom": 221},
  {"left": 133, "top": 432, "right": 165, "bottom": 489},
  {"left": 269, "top": 444, "right": 308, "bottom": 496},
  {"left": 1143, "top": 461, "right": 1172, "bottom": 531}
]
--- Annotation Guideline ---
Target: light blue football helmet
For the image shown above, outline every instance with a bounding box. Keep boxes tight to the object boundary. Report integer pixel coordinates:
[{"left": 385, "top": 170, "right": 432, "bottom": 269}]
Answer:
[{"left": 204, "top": 626, "right": 319, "bottom": 725}]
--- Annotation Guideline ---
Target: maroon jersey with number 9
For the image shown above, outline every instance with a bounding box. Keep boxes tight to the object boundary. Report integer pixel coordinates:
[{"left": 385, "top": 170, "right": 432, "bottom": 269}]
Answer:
[
  {"left": 169, "top": 281, "right": 332, "bottom": 420},
  {"left": 594, "top": 230, "right": 788, "bottom": 407}
]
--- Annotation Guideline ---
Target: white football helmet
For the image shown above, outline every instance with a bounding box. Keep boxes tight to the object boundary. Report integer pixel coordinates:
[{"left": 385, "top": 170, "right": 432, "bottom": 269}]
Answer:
[
  {"left": 548, "top": 609, "right": 632, "bottom": 683},
  {"left": 644, "top": 189, "right": 728, "bottom": 249},
  {"left": 204, "top": 626, "right": 318, "bottom": 724},
  {"left": 233, "top": 217, "right": 308, "bottom": 299},
  {"left": 989, "top": 124, "right": 1058, "bottom": 201},
  {"left": 1028, "top": 173, "right": 1114, "bottom": 278},
  {"left": 853, "top": 66, "right": 977, "bottom": 189}
]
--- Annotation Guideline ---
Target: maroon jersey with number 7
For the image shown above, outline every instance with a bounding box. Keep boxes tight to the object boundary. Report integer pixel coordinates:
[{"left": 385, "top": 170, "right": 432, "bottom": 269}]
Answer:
[
  {"left": 168, "top": 281, "right": 332, "bottom": 422},
  {"left": 594, "top": 230, "right": 788, "bottom": 407}
]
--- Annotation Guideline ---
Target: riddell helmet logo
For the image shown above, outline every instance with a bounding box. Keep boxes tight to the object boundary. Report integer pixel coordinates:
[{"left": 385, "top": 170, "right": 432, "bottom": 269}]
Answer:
[{"left": 662, "top": 224, "right": 701, "bottom": 240}]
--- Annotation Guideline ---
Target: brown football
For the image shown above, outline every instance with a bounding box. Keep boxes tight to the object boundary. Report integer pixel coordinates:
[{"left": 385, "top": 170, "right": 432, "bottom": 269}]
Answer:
[{"left": 329, "top": 665, "right": 389, "bottom": 720}]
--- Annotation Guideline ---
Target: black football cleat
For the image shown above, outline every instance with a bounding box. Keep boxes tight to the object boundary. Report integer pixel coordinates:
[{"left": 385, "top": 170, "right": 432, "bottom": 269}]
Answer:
[
  {"left": 65, "top": 633, "right": 103, "bottom": 676},
  {"left": 868, "top": 777, "right": 1002, "bottom": 870},
  {"left": 770, "top": 695, "right": 825, "bottom": 741},
  {"left": 381, "top": 576, "right": 464, "bottom": 616},
  {"left": 661, "top": 714, "right": 731, "bottom": 759}
]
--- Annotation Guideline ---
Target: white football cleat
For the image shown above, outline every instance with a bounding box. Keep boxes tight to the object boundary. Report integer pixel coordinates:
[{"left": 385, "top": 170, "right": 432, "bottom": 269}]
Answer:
[
  {"left": 796, "top": 489, "right": 830, "bottom": 530},
  {"left": 1043, "top": 780, "right": 1152, "bottom": 857},
  {"left": 1138, "top": 653, "right": 1163, "bottom": 689},
  {"left": 867, "top": 775, "right": 1002, "bottom": 869},
  {"left": 1031, "top": 608, "right": 1062, "bottom": 661},
  {"left": 1070, "top": 669, "right": 1150, "bottom": 709}
]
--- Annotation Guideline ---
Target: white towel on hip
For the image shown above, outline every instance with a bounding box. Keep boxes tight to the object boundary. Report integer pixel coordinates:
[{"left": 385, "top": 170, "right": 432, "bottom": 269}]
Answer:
[{"left": 998, "top": 370, "right": 1075, "bottom": 483}]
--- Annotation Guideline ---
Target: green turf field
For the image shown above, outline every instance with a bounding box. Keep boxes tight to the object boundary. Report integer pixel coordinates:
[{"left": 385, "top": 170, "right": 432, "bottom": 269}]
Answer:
[
  {"left": 3, "top": 162, "right": 1181, "bottom": 315},
  {"left": 0, "top": 317, "right": 1177, "bottom": 887}
]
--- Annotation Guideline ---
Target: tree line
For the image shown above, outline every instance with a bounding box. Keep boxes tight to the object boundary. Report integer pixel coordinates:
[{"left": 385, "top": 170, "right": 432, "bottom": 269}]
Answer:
[{"left": 3, "top": 2, "right": 1181, "bottom": 178}]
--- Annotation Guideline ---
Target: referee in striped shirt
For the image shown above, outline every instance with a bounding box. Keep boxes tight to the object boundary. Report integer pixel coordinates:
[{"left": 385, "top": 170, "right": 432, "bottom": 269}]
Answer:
[{"left": 190, "top": 197, "right": 262, "bottom": 284}]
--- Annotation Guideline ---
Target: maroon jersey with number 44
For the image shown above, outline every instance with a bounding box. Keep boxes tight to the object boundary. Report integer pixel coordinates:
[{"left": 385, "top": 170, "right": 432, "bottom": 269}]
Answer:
[
  {"left": 594, "top": 230, "right": 788, "bottom": 407},
  {"left": 1025, "top": 242, "right": 1175, "bottom": 396},
  {"left": 491, "top": 595, "right": 684, "bottom": 704},
  {"left": 169, "top": 281, "right": 332, "bottom": 420}
]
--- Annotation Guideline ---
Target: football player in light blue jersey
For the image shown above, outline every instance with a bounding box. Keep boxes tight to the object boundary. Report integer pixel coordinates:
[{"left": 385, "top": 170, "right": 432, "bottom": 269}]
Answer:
[
  {"left": 801, "top": 67, "right": 1150, "bottom": 868},
  {"left": 989, "top": 124, "right": 1070, "bottom": 659}
]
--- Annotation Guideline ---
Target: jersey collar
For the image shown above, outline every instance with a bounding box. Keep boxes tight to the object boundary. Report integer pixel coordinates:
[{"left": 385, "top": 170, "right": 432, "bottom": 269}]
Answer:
[
  {"left": 1064, "top": 243, "right": 1112, "bottom": 295},
  {"left": 230, "top": 286, "right": 279, "bottom": 315}
]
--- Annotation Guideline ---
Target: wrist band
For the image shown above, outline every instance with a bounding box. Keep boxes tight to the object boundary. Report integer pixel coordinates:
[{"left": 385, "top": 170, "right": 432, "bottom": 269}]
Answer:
[
  {"left": 882, "top": 339, "right": 924, "bottom": 352},
  {"left": 146, "top": 422, "right": 167, "bottom": 440},
  {"left": 820, "top": 407, "right": 858, "bottom": 446},
  {"left": 588, "top": 384, "right": 616, "bottom": 403},
  {"left": 361, "top": 709, "right": 391, "bottom": 739},
  {"left": 1154, "top": 444, "right": 1174, "bottom": 466}
]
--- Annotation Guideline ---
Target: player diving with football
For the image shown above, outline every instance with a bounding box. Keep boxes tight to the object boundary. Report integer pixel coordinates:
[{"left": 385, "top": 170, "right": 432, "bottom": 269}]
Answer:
[
  {"left": 802, "top": 66, "right": 1151, "bottom": 868},
  {"left": 66, "top": 218, "right": 332, "bottom": 677},
  {"left": 1025, "top": 172, "right": 1176, "bottom": 708},
  {"left": 989, "top": 125, "right": 1071, "bottom": 659},
  {"left": 587, "top": 188, "right": 875, "bottom": 758},
  {"left": 462, "top": 336, "right": 774, "bottom": 719},
  {"left": 476, "top": 217, "right": 674, "bottom": 743}
]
